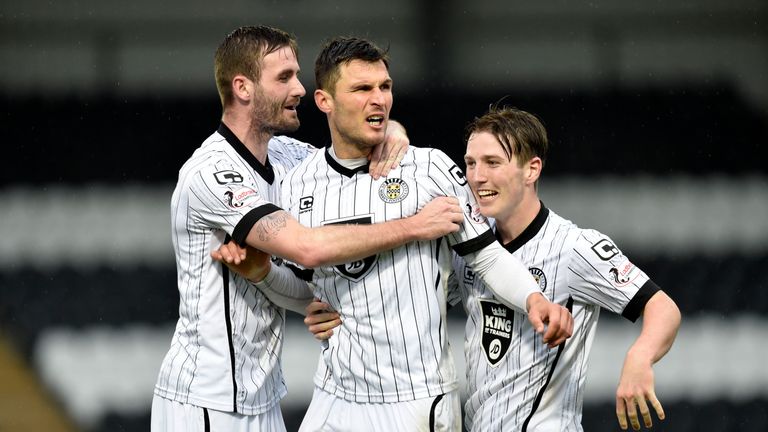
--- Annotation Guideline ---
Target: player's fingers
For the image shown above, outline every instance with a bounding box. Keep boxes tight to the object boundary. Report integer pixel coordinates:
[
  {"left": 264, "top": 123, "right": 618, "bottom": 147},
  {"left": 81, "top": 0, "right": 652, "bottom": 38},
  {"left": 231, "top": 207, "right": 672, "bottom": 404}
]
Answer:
[
  {"left": 390, "top": 145, "right": 406, "bottom": 169},
  {"left": 636, "top": 396, "right": 653, "bottom": 429},
  {"left": 616, "top": 398, "right": 629, "bottom": 430},
  {"left": 625, "top": 397, "right": 641, "bottom": 430},
  {"left": 313, "top": 329, "right": 334, "bottom": 341},
  {"left": 649, "top": 391, "right": 665, "bottom": 421},
  {"left": 304, "top": 298, "right": 328, "bottom": 315},
  {"left": 527, "top": 311, "right": 545, "bottom": 335}
]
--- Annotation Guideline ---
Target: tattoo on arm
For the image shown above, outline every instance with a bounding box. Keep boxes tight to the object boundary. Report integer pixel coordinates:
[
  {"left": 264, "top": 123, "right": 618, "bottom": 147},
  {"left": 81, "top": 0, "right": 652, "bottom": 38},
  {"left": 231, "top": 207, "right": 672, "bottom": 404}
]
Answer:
[{"left": 256, "top": 212, "right": 288, "bottom": 242}]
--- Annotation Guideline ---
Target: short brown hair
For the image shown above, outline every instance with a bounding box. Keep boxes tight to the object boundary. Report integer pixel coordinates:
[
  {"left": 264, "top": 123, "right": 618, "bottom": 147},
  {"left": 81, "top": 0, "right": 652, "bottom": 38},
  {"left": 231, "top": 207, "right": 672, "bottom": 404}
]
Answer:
[
  {"left": 466, "top": 105, "right": 548, "bottom": 167},
  {"left": 214, "top": 25, "right": 298, "bottom": 107}
]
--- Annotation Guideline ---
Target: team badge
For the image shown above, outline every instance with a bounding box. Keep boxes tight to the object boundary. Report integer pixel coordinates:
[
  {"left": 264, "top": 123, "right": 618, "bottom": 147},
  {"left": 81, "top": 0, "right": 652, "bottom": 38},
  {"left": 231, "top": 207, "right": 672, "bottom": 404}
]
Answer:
[
  {"left": 479, "top": 299, "right": 513, "bottom": 366},
  {"left": 529, "top": 267, "right": 547, "bottom": 291},
  {"left": 608, "top": 258, "right": 641, "bottom": 287},
  {"left": 325, "top": 215, "right": 377, "bottom": 282},
  {"left": 378, "top": 178, "right": 409, "bottom": 203},
  {"left": 224, "top": 187, "right": 258, "bottom": 208}
]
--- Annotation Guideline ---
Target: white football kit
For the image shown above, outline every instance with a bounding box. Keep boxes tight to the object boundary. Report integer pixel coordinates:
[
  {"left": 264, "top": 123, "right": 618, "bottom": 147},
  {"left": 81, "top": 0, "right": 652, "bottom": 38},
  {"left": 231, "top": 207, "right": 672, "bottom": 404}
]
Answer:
[
  {"left": 279, "top": 146, "right": 540, "bottom": 431},
  {"left": 449, "top": 205, "right": 660, "bottom": 432},
  {"left": 153, "top": 124, "right": 314, "bottom": 427}
]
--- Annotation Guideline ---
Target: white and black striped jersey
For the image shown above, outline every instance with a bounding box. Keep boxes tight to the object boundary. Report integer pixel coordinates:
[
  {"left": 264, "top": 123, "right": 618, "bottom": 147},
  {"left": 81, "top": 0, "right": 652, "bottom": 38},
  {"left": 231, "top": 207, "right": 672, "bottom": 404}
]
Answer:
[
  {"left": 280, "top": 146, "right": 496, "bottom": 403},
  {"left": 154, "top": 124, "right": 315, "bottom": 414},
  {"left": 448, "top": 204, "right": 660, "bottom": 431}
]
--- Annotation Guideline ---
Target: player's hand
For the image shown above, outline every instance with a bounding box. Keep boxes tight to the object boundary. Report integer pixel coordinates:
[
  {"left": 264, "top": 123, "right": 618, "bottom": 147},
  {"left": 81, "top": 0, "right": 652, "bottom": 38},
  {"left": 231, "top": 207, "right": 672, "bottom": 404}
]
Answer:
[
  {"left": 526, "top": 293, "right": 573, "bottom": 348},
  {"left": 369, "top": 119, "right": 408, "bottom": 180},
  {"left": 408, "top": 196, "right": 463, "bottom": 241},
  {"left": 211, "top": 242, "right": 272, "bottom": 282},
  {"left": 304, "top": 298, "right": 341, "bottom": 341},
  {"left": 615, "top": 352, "right": 664, "bottom": 430}
]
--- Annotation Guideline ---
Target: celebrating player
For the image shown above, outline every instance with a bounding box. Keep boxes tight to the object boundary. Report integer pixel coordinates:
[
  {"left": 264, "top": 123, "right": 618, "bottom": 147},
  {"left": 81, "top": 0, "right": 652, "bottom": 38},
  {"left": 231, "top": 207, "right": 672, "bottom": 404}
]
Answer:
[
  {"left": 151, "top": 26, "right": 466, "bottom": 432},
  {"left": 258, "top": 37, "right": 573, "bottom": 431},
  {"left": 308, "top": 106, "right": 682, "bottom": 431}
]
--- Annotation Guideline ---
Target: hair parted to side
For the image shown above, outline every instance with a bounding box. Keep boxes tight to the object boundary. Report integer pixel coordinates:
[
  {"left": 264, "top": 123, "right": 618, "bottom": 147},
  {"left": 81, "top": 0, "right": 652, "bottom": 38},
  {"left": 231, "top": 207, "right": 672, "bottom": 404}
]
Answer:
[
  {"left": 466, "top": 105, "right": 549, "bottom": 168},
  {"left": 314, "top": 37, "right": 389, "bottom": 94},
  {"left": 214, "top": 25, "right": 298, "bottom": 107}
]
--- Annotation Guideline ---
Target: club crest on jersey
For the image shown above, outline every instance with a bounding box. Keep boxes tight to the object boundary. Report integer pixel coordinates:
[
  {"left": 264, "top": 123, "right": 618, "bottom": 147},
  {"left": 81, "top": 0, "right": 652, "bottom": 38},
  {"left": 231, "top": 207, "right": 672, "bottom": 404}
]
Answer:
[
  {"left": 224, "top": 187, "right": 258, "bottom": 208},
  {"left": 479, "top": 299, "right": 513, "bottom": 367},
  {"left": 608, "top": 258, "right": 641, "bottom": 287},
  {"left": 378, "top": 178, "right": 409, "bottom": 203},
  {"left": 529, "top": 267, "right": 547, "bottom": 291}
]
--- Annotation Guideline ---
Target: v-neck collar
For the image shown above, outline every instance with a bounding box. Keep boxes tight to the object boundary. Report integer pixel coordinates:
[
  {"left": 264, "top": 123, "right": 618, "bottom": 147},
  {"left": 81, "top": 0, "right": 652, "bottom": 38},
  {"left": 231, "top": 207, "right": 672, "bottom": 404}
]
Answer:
[
  {"left": 217, "top": 123, "right": 275, "bottom": 184},
  {"left": 324, "top": 146, "right": 369, "bottom": 178},
  {"left": 496, "top": 202, "right": 550, "bottom": 253}
]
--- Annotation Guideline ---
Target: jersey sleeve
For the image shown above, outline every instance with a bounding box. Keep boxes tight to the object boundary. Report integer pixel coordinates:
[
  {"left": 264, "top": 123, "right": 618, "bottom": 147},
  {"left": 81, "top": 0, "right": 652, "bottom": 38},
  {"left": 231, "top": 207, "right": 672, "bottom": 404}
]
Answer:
[
  {"left": 271, "top": 135, "right": 319, "bottom": 169},
  {"left": 567, "top": 229, "right": 660, "bottom": 322},
  {"left": 187, "top": 156, "right": 281, "bottom": 245},
  {"left": 423, "top": 149, "right": 494, "bottom": 253}
]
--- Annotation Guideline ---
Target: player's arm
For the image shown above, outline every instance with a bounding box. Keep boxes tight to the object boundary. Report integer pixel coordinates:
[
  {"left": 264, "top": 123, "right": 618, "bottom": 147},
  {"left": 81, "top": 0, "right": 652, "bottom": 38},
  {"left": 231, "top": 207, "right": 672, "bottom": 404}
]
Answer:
[
  {"left": 238, "top": 195, "right": 463, "bottom": 269},
  {"left": 462, "top": 240, "right": 574, "bottom": 348},
  {"left": 212, "top": 242, "right": 314, "bottom": 314},
  {"left": 615, "top": 290, "right": 681, "bottom": 431},
  {"left": 368, "top": 119, "right": 408, "bottom": 180}
]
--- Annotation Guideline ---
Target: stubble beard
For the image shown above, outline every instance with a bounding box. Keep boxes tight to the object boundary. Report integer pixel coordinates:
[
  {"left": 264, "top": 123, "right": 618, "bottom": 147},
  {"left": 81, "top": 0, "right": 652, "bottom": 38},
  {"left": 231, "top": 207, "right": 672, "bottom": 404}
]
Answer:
[{"left": 251, "top": 93, "right": 300, "bottom": 136}]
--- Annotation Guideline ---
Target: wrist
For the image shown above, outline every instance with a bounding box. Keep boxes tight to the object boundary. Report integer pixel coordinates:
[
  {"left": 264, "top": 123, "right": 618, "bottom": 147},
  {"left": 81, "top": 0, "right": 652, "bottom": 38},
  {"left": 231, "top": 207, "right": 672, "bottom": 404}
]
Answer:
[
  {"left": 525, "top": 292, "right": 546, "bottom": 313},
  {"left": 247, "top": 262, "right": 272, "bottom": 283}
]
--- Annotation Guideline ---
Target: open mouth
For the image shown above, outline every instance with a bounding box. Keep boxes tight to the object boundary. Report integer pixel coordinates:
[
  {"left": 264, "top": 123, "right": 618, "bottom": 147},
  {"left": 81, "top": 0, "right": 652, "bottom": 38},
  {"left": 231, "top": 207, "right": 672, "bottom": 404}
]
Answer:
[
  {"left": 477, "top": 190, "right": 498, "bottom": 199},
  {"left": 366, "top": 115, "right": 384, "bottom": 126}
]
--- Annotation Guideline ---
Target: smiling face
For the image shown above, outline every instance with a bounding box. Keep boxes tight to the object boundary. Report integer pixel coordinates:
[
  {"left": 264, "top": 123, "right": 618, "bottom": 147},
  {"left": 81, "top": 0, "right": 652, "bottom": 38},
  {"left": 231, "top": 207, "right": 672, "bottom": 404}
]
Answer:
[
  {"left": 464, "top": 131, "right": 536, "bottom": 223},
  {"left": 317, "top": 59, "right": 392, "bottom": 157},
  {"left": 251, "top": 46, "right": 306, "bottom": 134}
]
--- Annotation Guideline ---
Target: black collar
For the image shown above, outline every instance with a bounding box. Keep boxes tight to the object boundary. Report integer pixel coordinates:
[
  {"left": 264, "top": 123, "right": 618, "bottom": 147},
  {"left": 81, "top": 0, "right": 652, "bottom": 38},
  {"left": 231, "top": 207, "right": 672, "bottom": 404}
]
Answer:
[
  {"left": 217, "top": 123, "right": 275, "bottom": 184},
  {"left": 496, "top": 201, "right": 550, "bottom": 253},
  {"left": 324, "top": 147, "right": 369, "bottom": 178}
]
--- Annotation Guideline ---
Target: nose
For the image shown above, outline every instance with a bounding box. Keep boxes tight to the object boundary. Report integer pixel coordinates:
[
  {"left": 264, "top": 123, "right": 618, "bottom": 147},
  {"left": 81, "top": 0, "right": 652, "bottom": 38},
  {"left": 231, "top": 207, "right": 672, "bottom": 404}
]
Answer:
[
  {"left": 370, "top": 87, "right": 385, "bottom": 106},
  {"left": 468, "top": 165, "right": 487, "bottom": 184},
  {"left": 293, "top": 77, "right": 306, "bottom": 97}
]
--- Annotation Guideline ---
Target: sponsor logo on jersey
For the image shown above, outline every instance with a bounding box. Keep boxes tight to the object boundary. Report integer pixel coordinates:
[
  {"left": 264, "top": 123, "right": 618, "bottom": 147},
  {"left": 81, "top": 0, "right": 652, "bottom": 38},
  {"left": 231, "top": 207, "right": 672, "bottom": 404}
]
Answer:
[
  {"left": 214, "top": 170, "right": 244, "bottom": 184},
  {"left": 224, "top": 187, "right": 258, "bottom": 208},
  {"left": 325, "top": 215, "right": 377, "bottom": 281},
  {"left": 449, "top": 164, "right": 468, "bottom": 186},
  {"left": 529, "top": 267, "right": 547, "bottom": 291},
  {"left": 591, "top": 238, "right": 619, "bottom": 261},
  {"left": 479, "top": 299, "right": 513, "bottom": 366},
  {"left": 299, "top": 196, "right": 314, "bottom": 214},
  {"left": 378, "top": 178, "right": 409, "bottom": 203},
  {"left": 608, "top": 258, "right": 641, "bottom": 287}
]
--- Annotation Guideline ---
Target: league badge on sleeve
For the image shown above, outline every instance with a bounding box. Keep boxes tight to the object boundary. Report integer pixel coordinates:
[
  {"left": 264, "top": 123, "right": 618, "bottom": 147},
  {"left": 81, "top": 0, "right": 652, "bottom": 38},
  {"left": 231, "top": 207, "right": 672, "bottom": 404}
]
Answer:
[
  {"left": 224, "top": 187, "right": 259, "bottom": 209},
  {"left": 479, "top": 299, "right": 513, "bottom": 366}
]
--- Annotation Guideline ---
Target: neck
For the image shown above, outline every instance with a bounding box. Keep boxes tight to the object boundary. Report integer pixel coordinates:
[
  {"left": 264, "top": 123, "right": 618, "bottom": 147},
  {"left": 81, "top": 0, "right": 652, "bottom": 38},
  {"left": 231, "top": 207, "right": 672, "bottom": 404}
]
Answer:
[
  {"left": 222, "top": 110, "right": 272, "bottom": 164},
  {"left": 494, "top": 194, "right": 541, "bottom": 245},
  {"left": 328, "top": 126, "right": 373, "bottom": 159}
]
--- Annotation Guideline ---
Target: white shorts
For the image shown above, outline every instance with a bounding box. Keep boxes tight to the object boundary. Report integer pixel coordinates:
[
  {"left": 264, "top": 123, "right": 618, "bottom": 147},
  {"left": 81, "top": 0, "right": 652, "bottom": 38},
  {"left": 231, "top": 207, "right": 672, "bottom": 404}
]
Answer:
[
  {"left": 298, "top": 387, "right": 461, "bottom": 432},
  {"left": 150, "top": 394, "right": 286, "bottom": 432}
]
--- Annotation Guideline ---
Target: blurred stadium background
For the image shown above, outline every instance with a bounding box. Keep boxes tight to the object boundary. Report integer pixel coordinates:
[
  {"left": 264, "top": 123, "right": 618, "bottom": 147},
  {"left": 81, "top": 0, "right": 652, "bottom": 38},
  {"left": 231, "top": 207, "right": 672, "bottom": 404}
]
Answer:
[{"left": 2, "top": 0, "right": 767, "bottom": 431}]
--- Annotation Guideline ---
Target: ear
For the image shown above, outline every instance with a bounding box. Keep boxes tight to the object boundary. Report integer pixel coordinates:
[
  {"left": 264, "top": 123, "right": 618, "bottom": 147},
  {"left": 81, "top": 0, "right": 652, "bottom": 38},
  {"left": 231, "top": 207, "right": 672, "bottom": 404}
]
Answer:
[
  {"left": 314, "top": 89, "right": 333, "bottom": 114},
  {"left": 232, "top": 75, "right": 253, "bottom": 102},
  {"left": 525, "top": 157, "right": 543, "bottom": 185}
]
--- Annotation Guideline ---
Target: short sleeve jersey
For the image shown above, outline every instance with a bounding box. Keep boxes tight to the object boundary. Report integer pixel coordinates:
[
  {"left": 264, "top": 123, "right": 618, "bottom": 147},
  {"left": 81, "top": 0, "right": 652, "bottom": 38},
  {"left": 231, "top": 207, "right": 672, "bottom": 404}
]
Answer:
[
  {"left": 280, "top": 146, "right": 496, "bottom": 403},
  {"left": 449, "top": 205, "right": 660, "bottom": 431},
  {"left": 154, "top": 124, "right": 315, "bottom": 414}
]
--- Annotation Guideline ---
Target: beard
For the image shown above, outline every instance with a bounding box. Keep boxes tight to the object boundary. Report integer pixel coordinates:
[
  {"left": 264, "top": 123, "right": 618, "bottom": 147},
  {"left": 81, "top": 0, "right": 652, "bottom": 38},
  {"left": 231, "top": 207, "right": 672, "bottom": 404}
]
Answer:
[{"left": 251, "top": 90, "right": 300, "bottom": 135}]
